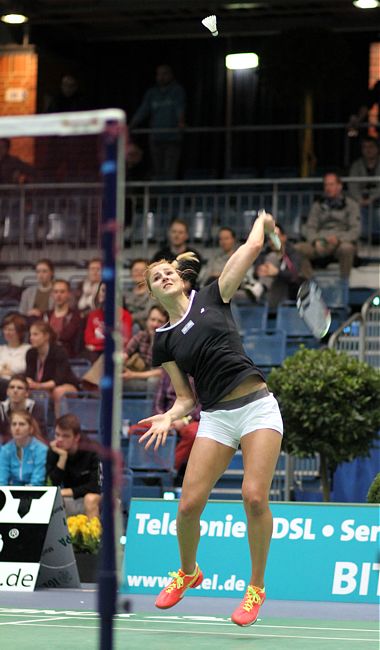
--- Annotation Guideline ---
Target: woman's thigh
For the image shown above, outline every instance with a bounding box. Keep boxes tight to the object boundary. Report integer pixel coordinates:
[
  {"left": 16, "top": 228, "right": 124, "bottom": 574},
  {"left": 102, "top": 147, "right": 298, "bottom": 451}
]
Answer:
[
  {"left": 180, "top": 437, "right": 235, "bottom": 508},
  {"left": 240, "top": 428, "right": 282, "bottom": 494}
]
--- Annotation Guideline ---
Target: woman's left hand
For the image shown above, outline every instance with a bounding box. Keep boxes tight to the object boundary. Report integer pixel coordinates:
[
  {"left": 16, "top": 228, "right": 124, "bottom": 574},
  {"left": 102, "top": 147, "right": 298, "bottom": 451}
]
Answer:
[{"left": 137, "top": 413, "right": 172, "bottom": 450}]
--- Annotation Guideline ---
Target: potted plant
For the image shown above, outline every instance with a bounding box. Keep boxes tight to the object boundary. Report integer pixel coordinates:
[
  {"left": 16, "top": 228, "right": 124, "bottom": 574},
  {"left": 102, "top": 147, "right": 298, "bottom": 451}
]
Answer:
[
  {"left": 268, "top": 347, "right": 380, "bottom": 501},
  {"left": 67, "top": 514, "right": 102, "bottom": 582},
  {"left": 367, "top": 473, "right": 380, "bottom": 504}
]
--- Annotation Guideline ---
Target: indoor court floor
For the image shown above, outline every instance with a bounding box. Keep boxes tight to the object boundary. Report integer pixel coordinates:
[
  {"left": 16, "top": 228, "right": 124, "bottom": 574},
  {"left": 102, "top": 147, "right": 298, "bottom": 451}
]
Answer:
[{"left": 0, "top": 588, "right": 378, "bottom": 650}]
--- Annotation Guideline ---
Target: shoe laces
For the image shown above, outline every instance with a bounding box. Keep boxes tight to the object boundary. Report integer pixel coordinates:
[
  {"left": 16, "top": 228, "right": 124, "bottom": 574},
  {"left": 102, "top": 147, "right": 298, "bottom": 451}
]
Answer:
[
  {"left": 242, "top": 585, "right": 263, "bottom": 612},
  {"left": 165, "top": 570, "right": 185, "bottom": 593}
]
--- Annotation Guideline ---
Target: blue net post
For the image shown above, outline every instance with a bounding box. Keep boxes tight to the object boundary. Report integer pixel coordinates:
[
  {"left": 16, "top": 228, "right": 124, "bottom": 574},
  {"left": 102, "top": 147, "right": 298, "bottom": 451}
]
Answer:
[{"left": 98, "top": 117, "right": 125, "bottom": 650}]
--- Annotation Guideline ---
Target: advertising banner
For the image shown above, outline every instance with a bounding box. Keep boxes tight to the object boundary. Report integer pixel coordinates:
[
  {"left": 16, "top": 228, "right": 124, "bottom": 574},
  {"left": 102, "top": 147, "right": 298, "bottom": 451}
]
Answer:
[
  {"left": 0, "top": 486, "right": 80, "bottom": 591},
  {"left": 122, "top": 499, "right": 380, "bottom": 603}
]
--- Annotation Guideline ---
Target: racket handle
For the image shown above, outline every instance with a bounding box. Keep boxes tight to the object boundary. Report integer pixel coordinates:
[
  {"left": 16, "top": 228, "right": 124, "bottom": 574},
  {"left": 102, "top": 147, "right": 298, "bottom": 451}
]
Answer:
[{"left": 269, "top": 232, "right": 282, "bottom": 250}]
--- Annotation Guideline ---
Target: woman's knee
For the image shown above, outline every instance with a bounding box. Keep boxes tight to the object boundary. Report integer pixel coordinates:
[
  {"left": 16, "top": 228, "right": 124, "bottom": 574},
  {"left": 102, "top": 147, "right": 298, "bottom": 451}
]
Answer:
[
  {"left": 242, "top": 483, "right": 270, "bottom": 516},
  {"left": 178, "top": 493, "right": 206, "bottom": 519}
]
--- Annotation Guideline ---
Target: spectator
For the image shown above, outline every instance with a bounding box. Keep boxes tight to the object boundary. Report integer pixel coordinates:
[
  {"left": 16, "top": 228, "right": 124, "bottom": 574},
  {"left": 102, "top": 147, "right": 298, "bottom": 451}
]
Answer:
[
  {"left": 75, "top": 258, "right": 103, "bottom": 316},
  {"left": 0, "top": 374, "right": 47, "bottom": 443},
  {"left": 295, "top": 172, "right": 361, "bottom": 279},
  {"left": 46, "top": 413, "right": 101, "bottom": 519},
  {"left": 83, "top": 282, "right": 133, "bottom": 362},
  {"left": 0, "top": 313, "right": 30, "bottom": 400},
  {"left": 126, "top": 141, "right": 148, "bottom": 181},
  {"left": 348, "top": 79, "right": 380, "bottom": 136},
  {"left": 124, "top": 259, "right": 154, "bottom": 330},
  {"left": 44, "top": 280, "right": 82, "bottom": 358},
  {"left": 151, "top": 218, "right": 202, "bottom": 286},
  {"left": 129, "top": 64, "right": 185, "bottom": 180},
  {"left": 26, "top": 321, "right": 80, "bottom": 417},
  {"left": 153, "top": 372, "right": 200, "bottom": 475},
  {"left": 0, "top": 410, "right": 47, "bottom": 486},
  {"left": 0, "top": 138, "right": 35, "bottom": 184},
  {"left": 122, "top": 305, "right": 167, "bottom": 393},
  {"left": 19, "top": 258, "right": 55, "bottom": 320},
  {"left": 45, "top": 74, "right": 87, "bottom": 113},
  {"left": 249, "top": 224, "right": 303, "bottom": 310},
  {"left": 348, "top": 136, "right": 380, "bottom": 207},
  {"left": 200, "top": 227, "right": 237, "bottom": 285}
]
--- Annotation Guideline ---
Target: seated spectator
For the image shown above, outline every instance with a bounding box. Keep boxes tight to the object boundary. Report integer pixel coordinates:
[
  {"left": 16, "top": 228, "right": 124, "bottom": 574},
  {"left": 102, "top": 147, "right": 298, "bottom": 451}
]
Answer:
[
  {"left": 151, "top": 218, "right": 202, "bottom": 283},
  {"left": 122, "top": 305, "right": 167, "bottom": 393},
  {"left": 0, "top": 313, "right": 30, "bottom": 400},
  {"left": 124, "top": 259, "right": 154, "bottom": 330},
  {"left": 46, "top": 413, "right": 101, "bottom": 519},
  {"left": 75, "top": 258, "right": 103, "bottom": 316},
  {"left": 0, "top": 374, "right": 47, "bottom": 443},
  {"left": 249, "top": 224, "right": 303, "bottom": 310},
  {"left": 0, "top": 410, "right": 47, "bottom": 486},
  {"left": 295, "top": 172, "right": 361, "bottom": 279},
  {"left": 200, "top": 227, "right": 237, "bottom": 286},
  {"left": 19, "top": 258, "right": 55, "bottom": 320},
  {"left": 26, "top": 321, "right": 80, "bottom": 417},
  {"left": 44, "top": 279, "right": 82, "bottom": 358},
  {"left": 0, "top": 138, "right": 36, "bottom": 184},
  {"left": 348, "top": 136, "right": 380, "bottom": 209},
  {"left": 45, "top": 74, "right": 87, "bottom": 113},
  {"left": 83, "top": 282, "right": 132, "bottom": 362}
]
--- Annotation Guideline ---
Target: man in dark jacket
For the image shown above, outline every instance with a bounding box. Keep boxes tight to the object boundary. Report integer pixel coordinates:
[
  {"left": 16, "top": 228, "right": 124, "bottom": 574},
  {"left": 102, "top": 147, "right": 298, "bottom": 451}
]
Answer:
[{"left": 46, "top": 413, "right": 101, "bottom": 519}]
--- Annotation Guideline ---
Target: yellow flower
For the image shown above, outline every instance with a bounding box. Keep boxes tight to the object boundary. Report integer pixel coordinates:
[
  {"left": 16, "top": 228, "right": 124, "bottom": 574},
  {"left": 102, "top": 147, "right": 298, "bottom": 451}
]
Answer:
[{"left": 67, "top": 514, "right": 102, "bottom": 554}]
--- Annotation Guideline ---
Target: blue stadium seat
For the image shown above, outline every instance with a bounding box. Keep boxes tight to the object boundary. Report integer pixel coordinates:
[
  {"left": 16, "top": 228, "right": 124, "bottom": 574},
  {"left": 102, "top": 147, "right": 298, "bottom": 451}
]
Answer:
[
  {"left": 127, "top": 431, "right": 177, "bottom": 495},
  {"left": 275, "top": 303, "right": 319, "bottom": 355},
  {"left": 243, "top": 329, "right": 287, "bottom": 370},
  {"left": 30, "top": 390, "right": 50, "bottom": 422},
  {"left": 63, "top": 392, "right": 101, "bottom": 433},
  {"left": 232, "top": 304, "right": 268, "bottom": 334},
  {"left": 122, "top": 396, "right": 154, "bottom": 426}
]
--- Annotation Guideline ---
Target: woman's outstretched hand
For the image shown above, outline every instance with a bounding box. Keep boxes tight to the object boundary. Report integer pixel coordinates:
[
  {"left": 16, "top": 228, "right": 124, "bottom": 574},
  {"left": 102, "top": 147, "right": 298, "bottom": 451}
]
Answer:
[{"left": 138, "top": 413, "right": 172, "bottom": 450}]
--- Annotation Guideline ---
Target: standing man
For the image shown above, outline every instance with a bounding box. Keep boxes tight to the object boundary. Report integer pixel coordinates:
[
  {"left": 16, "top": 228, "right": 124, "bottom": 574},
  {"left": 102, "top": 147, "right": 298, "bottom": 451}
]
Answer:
[
  {"left": 295, "top": 172, "right": 361, "bottom": 279},
  {"left": 44, "top": 280, "right": 82, "bottom": 358},
  {"left": 130, "top": 64, "right": 186, "bottom": 180}
]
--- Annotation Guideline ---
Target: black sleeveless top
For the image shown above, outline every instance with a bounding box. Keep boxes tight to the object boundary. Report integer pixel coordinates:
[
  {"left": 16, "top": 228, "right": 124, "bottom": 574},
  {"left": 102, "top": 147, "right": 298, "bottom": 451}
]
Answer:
[{"left": 152, "top": 281, "right": 264, "bottom": 410}]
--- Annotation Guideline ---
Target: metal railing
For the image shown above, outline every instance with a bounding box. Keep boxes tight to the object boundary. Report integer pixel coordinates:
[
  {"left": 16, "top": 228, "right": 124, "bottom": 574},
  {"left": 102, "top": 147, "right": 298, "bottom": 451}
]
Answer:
[{"left": 0, "top": 176, "right": 379, "bottom": 259}]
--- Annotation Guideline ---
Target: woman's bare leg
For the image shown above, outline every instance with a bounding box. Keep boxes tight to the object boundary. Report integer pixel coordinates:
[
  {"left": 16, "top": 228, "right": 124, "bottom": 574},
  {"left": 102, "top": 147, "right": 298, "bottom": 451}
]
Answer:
[
  {"left": 240, "top": 428, "right": 282, "bottom": 587},
  {"left": 177, "top": 437, "right": 235, "bottom": 574}
]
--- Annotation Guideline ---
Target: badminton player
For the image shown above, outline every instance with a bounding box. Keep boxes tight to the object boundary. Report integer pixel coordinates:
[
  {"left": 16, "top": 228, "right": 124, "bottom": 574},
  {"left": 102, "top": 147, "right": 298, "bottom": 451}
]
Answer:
[{"left": 139, "top": 210, "right": 283, "bottom": 626}]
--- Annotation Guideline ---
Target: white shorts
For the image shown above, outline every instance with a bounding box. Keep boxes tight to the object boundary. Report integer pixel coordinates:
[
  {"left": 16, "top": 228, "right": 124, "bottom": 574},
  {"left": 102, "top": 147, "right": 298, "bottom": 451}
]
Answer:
[{"left": 196, "top": 392, "right": 283, "bottom": 450}]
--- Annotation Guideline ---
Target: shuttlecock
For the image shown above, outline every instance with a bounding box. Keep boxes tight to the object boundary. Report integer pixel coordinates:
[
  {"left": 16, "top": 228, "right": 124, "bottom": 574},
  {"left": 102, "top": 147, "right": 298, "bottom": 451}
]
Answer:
[{"left": 202, "top": 15, "right": 218, "bottom": 37}]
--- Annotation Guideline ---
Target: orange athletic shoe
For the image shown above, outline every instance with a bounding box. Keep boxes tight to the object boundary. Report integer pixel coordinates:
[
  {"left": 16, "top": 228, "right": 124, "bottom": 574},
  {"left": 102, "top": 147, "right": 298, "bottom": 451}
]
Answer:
[
  {"left": 155, "top": 564, "right": 203, "bottom": 609},
  {"left": 231, "top": 584, "right": 266, "bottom": 626}
]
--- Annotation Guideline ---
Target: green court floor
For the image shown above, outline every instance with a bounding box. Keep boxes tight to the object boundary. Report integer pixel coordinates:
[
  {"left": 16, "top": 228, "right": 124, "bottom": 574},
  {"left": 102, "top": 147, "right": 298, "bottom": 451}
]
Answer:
[{"left": 0, "top": 609, "right": 378, "bottom": 650}]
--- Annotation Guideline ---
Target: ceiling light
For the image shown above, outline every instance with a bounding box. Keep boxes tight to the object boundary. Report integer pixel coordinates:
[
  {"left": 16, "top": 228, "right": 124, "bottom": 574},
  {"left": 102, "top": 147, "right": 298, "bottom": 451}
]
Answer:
[
  {"left": 224, "top": 2, "right": 265, "bottom": 8},
  {"left": 353, "top": 0, "right": 379, "bottom": 8},
  {"left": 225, "top": 52, "right": 259, "bottom": 70},
  {"left": 1, "top": 13, "right": 28, "bottom": 24}
]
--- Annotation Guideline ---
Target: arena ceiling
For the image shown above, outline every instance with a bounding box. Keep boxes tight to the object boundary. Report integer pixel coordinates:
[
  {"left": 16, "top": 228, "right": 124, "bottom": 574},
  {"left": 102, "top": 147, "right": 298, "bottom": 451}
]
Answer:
[{"left": 1, "top": 0, "right": 379, "bottom": 43}]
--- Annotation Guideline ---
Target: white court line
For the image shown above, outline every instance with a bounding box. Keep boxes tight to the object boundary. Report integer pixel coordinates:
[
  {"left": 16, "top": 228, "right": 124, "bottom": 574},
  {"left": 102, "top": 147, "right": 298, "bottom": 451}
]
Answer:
[
  {"left": 10, "top": 622, "right": 379, "bottom": 642},
  {"left": 0, "top": 611, "right": 377, "bottom": 634},
  {"left": 0, "top": 616, "right": 72, "bottom": 626}
]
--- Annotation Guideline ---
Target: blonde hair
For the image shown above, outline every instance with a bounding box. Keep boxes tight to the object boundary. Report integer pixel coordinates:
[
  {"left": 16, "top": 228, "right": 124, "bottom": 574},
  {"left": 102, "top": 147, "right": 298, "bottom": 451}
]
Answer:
[{"left": 145, "top": 252, "right": 199, "bottom": 292}]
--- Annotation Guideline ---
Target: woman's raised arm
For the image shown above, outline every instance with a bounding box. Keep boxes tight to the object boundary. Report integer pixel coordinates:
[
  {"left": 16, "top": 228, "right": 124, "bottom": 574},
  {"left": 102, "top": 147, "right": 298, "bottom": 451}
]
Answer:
[{"left": 218, "top": 211, "right": 275, "bottom": 303}]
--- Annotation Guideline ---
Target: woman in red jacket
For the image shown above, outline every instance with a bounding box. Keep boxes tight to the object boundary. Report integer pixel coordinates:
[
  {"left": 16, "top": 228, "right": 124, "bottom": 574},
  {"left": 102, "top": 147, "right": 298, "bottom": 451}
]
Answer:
[{"left": 84, "top": 282, "right": 133, "bottom": 362}]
